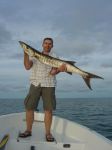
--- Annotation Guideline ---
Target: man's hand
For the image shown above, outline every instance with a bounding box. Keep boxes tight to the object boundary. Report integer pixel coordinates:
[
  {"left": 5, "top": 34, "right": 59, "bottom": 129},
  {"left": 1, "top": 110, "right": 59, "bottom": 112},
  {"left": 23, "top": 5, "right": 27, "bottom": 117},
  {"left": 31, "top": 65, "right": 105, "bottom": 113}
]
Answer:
[
  {"left": 49, "top": 67, "right": 58, "bottom": 76},
  {"left": 24, "top": 52, "right": 33, "bottom": 70},
  {"left": 58, "top": 63, "right": 67, "bottom": 72},
  {"left": 49, "top": 64, "right": 67, "bottom": 76}
]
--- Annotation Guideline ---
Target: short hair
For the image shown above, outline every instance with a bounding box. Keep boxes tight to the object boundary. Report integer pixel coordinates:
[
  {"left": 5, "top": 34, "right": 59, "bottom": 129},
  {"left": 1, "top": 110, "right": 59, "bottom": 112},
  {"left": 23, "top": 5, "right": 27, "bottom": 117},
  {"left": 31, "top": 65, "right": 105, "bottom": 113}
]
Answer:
[{"left": 43, "top": 37, "right": 53, "bottom": 45}]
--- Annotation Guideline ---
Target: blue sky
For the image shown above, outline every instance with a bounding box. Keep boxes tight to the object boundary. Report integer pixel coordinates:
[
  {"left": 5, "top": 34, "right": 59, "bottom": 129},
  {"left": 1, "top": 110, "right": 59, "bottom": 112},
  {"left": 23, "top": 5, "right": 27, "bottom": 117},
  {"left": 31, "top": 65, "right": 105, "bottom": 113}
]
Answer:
[{"left": 0, "top": 0, "right": 112, "bottom": 98}]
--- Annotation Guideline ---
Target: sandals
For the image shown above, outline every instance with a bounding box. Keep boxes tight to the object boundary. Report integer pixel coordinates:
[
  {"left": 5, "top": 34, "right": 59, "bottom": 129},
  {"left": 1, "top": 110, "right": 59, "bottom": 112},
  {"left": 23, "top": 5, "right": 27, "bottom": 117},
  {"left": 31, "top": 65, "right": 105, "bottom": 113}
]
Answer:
[
  {"left": 19, "top": 131, "right": 32, "bottom": 138},
  {"left": 19, "top": 131, "right": 54, "bottom": 142},
  {"left": 46, "top": 134, "right": 55, "bottom": 142}
]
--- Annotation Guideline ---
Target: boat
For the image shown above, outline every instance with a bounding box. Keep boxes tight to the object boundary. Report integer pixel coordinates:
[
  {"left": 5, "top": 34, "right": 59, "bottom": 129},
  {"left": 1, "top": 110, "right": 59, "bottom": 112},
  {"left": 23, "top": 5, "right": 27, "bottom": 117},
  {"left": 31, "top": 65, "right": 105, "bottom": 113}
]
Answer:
[{"left": 0, "top": 112, "right": 112, "bottom": 150}]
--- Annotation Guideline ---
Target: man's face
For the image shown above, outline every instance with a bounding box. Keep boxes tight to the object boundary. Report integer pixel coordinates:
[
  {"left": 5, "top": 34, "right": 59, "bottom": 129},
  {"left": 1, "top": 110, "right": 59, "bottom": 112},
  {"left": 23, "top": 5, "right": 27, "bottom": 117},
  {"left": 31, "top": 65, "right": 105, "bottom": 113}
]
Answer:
[{"left": 42, "top": 39, "right": 53, "bottom": 52}]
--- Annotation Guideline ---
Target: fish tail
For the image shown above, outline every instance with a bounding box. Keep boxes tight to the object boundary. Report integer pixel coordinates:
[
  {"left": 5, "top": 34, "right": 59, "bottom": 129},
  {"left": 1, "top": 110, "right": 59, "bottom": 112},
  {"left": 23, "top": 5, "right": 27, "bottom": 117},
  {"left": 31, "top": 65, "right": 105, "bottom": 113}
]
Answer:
[{"left": 82, "top": 72, "right": 104, "bottom": 90}]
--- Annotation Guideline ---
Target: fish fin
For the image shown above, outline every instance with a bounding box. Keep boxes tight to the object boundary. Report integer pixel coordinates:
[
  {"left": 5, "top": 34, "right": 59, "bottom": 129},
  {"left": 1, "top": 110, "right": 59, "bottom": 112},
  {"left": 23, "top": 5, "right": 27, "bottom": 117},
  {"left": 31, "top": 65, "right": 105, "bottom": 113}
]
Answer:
[
  {"left": 82, "top": 73, "right": 104, "bottom": 90},
  {"left": 82, "top": 76, "right": 92, "bottom": 90},
  {"left": 65, "top": 61, "right": 76, "bottom": 66},
  {"left": 66, "top": 72, "right": 72, "bottom": 75}
]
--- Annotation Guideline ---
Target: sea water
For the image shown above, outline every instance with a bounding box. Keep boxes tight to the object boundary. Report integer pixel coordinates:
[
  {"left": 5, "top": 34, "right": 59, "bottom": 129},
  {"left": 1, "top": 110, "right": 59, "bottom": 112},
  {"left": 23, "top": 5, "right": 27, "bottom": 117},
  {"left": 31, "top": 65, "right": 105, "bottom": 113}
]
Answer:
[{"left": 0, "top": 98, "right": 112, "bottom": 141}]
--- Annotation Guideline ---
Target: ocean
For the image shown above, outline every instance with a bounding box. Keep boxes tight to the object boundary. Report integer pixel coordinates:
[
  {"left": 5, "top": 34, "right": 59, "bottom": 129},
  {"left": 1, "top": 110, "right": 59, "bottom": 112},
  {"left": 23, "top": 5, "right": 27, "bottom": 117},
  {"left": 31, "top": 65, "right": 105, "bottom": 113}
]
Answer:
[{"left": 0, "top": 98, "right": 112, "bottom": 141}]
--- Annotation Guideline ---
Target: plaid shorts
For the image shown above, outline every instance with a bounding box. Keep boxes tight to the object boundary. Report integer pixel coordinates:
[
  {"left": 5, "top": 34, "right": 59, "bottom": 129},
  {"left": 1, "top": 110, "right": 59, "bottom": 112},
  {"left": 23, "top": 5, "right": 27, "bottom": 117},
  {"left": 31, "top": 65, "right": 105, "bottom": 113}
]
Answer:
[{"left": 24, "top": 84, "right": 56, "bottom": 110}]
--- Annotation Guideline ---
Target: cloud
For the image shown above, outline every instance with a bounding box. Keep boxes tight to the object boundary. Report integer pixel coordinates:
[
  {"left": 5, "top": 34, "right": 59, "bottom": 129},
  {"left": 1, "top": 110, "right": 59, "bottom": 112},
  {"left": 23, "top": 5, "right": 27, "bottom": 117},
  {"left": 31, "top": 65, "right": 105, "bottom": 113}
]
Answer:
[
  {"left": 9, "top": 53, "right": 23, "bottom": 59},
  {"left": 51, "top": 0, "right": 112, "bottom": 33},
  {"left": 101, "top": 63, "right": 112, "bottom": 69},
  {"left": 0, "top": 83, "right": 27, "bottom": 92},
  {"left": 0, "top": 24, "right": 12, "bottom": 44},
  {"left": 99, "top": 56, "right": 112, "bottom": 69},
  {"left": 1, "top": 0, "right": 112, "bottom": 57},
  {"left": 0, "top": 0, "right": 112, "bottom": 98}
]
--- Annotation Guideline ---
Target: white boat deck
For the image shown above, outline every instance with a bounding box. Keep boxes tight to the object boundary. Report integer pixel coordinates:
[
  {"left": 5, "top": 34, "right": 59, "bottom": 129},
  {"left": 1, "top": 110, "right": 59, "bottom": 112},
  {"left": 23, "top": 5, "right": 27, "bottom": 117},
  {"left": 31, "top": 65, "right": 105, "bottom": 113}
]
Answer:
[
  {"left": 0, "top": 112, "right": 112, "bottom": 150},
  {"left": 8, "top": 116, "right": 85, "bottom": 150}
]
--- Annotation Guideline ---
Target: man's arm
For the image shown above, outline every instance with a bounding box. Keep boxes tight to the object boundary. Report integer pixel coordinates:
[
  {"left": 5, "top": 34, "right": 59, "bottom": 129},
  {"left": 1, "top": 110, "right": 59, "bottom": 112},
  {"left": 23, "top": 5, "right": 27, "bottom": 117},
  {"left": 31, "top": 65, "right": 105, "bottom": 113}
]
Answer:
[{"left": 24, "top": 52, "right": 33, "bottom": 70}]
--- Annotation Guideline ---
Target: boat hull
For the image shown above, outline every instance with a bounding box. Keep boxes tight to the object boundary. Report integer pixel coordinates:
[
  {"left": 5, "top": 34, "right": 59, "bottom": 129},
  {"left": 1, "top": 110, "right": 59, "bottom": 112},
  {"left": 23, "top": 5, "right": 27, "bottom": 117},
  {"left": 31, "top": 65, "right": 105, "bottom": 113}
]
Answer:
[{"left": 0, "top": 112, "right": 112, "bottom": 150}]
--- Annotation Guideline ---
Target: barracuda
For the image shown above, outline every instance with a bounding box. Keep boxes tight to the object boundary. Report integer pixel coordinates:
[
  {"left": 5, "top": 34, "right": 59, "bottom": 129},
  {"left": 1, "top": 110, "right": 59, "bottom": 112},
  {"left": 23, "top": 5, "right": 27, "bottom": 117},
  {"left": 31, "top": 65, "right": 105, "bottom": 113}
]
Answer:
[{"left": 19, "top": 41, "right": 103, "bottom": 90}]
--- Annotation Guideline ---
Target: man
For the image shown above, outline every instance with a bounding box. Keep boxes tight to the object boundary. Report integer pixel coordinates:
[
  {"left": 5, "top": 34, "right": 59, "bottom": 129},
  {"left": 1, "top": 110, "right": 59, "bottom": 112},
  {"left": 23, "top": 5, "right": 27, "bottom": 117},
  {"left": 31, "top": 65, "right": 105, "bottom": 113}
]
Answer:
[{"left": 19, "top": 37, "right": 66, "bottom": 142}]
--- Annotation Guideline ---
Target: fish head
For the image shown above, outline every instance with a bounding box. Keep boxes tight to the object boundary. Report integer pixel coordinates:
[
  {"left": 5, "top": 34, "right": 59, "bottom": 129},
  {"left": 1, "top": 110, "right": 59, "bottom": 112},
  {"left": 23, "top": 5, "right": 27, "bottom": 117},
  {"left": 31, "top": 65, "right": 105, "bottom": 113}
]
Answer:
[{"left": 19, "top": 41, "right": 35, "bottom": 57}]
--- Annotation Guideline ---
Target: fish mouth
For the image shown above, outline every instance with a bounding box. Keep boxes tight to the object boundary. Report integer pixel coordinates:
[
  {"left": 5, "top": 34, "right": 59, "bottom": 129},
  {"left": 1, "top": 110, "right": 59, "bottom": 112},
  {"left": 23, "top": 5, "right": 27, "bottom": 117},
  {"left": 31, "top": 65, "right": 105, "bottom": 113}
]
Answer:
[{"left": 19, "top": 41, "right": 34, "bottom": 56}]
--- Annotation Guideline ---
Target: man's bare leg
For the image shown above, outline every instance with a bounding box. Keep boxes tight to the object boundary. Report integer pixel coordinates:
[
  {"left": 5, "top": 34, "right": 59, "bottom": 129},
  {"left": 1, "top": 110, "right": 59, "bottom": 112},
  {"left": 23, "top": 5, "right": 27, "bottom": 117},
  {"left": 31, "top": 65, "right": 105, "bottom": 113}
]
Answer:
[
  {"left": 26, "top": 109, "right": 34, "bottom": 132},
  {"left": 44, "top": 110, "right": 54, "bottom": 141},
  {"left": 19, "top": 110, "right": 34, "bottom": 137},
  {"left": 44, "top": 110, "right": 52, "bottom": 135}
]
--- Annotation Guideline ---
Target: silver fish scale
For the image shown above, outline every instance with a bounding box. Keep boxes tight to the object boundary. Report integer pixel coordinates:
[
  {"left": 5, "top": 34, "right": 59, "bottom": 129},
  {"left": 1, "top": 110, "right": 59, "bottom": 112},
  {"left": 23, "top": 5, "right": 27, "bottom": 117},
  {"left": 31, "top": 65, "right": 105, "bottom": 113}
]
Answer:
[{"left": 39, "top": 55, "right": 61, "bottom": 68}]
